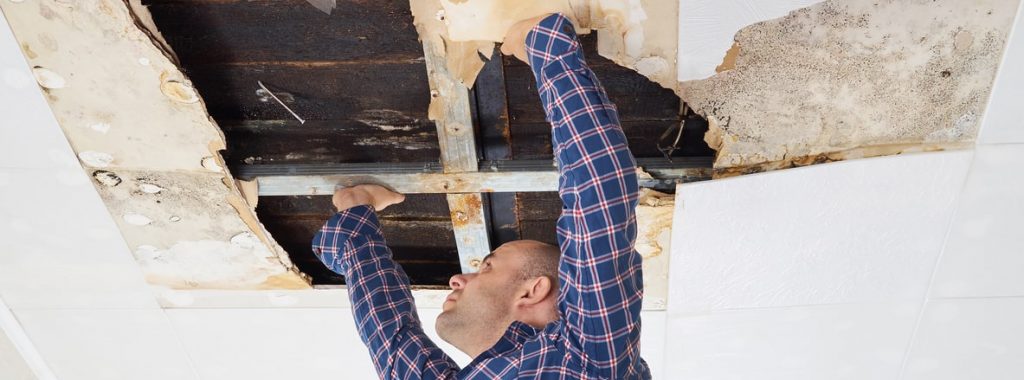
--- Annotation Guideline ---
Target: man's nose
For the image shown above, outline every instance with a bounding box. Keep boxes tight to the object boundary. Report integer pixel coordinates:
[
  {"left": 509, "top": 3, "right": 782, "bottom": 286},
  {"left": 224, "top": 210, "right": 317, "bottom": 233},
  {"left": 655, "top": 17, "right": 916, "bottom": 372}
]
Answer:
[{"left": 448, "top": 273, "right": 476, "bottom": 290}]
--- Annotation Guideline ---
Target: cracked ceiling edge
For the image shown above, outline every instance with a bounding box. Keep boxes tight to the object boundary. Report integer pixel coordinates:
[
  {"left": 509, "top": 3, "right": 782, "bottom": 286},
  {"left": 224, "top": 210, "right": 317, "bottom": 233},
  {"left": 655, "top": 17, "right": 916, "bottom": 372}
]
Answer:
[{"left": 1, "top": 0, "right": 309, "bottom": 289}]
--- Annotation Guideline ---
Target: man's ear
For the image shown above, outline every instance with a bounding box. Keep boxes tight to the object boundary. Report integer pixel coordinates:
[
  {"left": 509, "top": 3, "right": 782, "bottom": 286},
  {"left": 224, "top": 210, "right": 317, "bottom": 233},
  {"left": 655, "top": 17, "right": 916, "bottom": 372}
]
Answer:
[{"left": 518, "top": 276, "right": 553, "bottom": 306}]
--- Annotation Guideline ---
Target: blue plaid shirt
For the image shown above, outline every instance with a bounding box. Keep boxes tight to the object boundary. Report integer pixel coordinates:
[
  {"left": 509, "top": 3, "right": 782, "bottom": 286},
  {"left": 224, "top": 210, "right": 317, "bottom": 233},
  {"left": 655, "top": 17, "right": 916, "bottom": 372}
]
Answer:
[{"left": 313, "top": 14, "right": 648, "bottom": 379}]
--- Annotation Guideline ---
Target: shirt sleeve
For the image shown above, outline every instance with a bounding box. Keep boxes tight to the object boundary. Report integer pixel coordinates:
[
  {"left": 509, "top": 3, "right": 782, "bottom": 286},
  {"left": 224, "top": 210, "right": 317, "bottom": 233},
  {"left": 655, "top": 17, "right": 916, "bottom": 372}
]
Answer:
[
  {"left": 526, "top": 14, "right": 645, "bottom": 379},
  {"left": 312, "top": 205, "right": 459, "bottom": 380}
]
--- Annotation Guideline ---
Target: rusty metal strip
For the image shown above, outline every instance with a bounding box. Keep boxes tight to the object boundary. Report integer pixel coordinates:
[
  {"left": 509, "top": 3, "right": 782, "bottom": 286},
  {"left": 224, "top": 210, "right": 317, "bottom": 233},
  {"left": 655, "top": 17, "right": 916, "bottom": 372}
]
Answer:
[
  {"left": 252, "top": 166, "right": 711, "bottom": 196},
  {"left": 414, "top": 0, "right": 491, "bottom": 272}
]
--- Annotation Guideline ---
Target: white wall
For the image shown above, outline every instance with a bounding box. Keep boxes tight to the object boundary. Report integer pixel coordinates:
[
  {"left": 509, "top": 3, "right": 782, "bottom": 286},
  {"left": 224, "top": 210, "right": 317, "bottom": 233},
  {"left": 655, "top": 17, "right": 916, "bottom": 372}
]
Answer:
[{"left": 664, "top": 2, "right": 1024, "bottom": 377}]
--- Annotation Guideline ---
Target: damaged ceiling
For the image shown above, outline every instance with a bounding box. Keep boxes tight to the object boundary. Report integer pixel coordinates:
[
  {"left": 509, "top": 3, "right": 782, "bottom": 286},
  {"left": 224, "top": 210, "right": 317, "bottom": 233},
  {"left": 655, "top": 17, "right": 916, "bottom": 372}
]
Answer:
[
  {"left": 1, "top": 0, "right": 1016, "bottom": 293},
  {"left": 140, "top": 0, "right": 712, "bottom": 286}
]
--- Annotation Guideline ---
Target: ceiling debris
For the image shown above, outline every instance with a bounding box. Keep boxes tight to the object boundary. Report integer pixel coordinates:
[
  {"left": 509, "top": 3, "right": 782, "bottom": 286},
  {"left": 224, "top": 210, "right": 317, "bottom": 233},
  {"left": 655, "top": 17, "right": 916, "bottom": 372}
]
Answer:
[
  {"left": 0, "top": 0, "right": 308, "bottom": 289},
  {"left": 636, "top": 188, "right": 674, "bottom": 310},
  {"left": 678, "top": 0, "right": 1020, "bottom": 174},
  {"left": 410, "top": 0, "right": 496, "bottom": 87},
  {"left": 428, "top": 0, "right": 653, "bottom": 87},
  {"left": 596, "top": 0, "right": 679, "bottom": 90}
]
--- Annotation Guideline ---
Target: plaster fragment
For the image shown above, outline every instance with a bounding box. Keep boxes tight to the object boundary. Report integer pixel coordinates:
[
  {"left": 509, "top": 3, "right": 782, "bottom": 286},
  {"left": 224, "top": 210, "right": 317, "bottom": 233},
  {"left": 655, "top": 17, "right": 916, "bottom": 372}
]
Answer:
[
  {"left": 954, "top": 30, "right": 974, "bottom": 52},
  {"left": 634, "top": 56, "right": 668, "bottom": 77},
  {"left": 138, "top": 183, "right": 163, "bottom": 194},
  {"left": 230, "top": 232, "right": 257, "bottom": 248},
  {"left": 159, "top": 72, "right": 199, "bottom": 104},
  {"left": 78, "top": 151, "right": 114, "bottom": 167},
  {"left": 123, "top": 212, "right": 153, "bottom": 226},
  {"left": 31, "top": 66, "right": 65, "bottom": 89},
  {"left": 200, "top": 156, "right": 223, "bottom": 172},
  {"left": 93, "top": 170, "right": 122, "bottom": 187}
]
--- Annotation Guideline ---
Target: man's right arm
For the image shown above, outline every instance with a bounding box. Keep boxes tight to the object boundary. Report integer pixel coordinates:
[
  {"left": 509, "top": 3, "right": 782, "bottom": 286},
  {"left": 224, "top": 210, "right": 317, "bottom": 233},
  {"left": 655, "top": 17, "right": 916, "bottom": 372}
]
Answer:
[{"left": 313, "top": 203, "right": 459, "bottom": 379}]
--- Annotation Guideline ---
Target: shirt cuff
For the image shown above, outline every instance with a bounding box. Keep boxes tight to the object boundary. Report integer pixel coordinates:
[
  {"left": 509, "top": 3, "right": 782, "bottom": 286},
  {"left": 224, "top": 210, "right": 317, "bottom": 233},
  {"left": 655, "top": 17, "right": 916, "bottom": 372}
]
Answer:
[
  {"left": 525, "top": 13, "right": 582, "bottom": 71},
  {"left": 311, "top": 205, "right": 382, "bottom": 274}
]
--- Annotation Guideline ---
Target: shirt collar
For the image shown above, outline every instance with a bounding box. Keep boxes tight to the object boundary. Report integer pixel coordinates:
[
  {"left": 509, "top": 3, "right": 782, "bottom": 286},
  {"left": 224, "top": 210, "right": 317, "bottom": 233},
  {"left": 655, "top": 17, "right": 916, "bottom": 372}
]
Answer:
[{"left": 475, "top": 321, "right": 539, "bottom": 361}]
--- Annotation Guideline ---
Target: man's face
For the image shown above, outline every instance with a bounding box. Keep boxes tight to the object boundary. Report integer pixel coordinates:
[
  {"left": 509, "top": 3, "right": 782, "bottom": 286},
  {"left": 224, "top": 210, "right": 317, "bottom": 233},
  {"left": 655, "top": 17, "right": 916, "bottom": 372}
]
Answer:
[{"left": 435, "top": 242, "right": 530, "bottom": 348}]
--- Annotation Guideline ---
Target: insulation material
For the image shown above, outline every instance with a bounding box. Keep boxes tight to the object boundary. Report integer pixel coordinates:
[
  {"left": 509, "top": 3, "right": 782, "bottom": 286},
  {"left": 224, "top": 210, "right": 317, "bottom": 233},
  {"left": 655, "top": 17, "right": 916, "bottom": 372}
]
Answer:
[
  {"left": 679, "top": 0, "right": 1020, "bottom": 173},
  {"left": 677, "top": 0, "right": 825, "bottom": 81},
  {"left": 410, "top": 0, "right": 495, "bottom": 87},
  {"left": 0, "top": 0, "right": 307, "bottom": 289}
]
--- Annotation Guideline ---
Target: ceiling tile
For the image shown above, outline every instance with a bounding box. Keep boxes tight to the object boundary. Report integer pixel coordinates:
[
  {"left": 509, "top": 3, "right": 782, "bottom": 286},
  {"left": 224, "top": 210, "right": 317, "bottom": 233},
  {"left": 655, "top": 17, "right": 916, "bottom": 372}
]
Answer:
[
  {"left": 930, "top": 144, "right": 1024, "bottom": 298},
  {"left": 664, "top": 303, "right": 918, "bottom": 380},
  {"left": 13, "top": 309, "right": 197, "bottom": 380},
  {"left": 903, "top": 298, "right": 1024, "bottom": 380},
  {"left": 670, "top": 151, "right": 972, "bottom": 313}
]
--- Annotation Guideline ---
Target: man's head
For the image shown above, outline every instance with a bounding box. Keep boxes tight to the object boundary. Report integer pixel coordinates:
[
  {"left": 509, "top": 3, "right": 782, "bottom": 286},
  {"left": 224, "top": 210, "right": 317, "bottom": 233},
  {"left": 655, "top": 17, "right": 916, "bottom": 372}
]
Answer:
[{"left": 435, "top": 239, "right": 561, "bottom": 358}]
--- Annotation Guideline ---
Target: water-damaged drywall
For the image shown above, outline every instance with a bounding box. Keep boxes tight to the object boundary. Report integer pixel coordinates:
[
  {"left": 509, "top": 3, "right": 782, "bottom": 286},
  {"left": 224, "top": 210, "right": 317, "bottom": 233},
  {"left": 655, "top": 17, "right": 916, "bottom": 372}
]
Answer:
[
  {"left": 679, "top": 0, "right": 1020, "bottom": 173},
  {"left": 0, "top": 0, "right": 307, "bottom": 289}
]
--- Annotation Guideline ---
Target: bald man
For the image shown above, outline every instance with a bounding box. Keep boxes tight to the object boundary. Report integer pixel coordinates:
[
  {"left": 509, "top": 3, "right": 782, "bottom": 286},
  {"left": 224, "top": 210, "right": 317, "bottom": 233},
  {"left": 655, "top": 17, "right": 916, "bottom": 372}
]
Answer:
[{"left": 313, "top": 13, "right": 649, "bottom": 379}]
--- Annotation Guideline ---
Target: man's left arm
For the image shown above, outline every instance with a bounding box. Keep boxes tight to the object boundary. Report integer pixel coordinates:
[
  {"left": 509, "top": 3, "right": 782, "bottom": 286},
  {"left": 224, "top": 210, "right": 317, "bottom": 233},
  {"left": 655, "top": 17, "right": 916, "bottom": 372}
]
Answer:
[{"left": 313, "top": 205, "right": 458, "bottom": 380}]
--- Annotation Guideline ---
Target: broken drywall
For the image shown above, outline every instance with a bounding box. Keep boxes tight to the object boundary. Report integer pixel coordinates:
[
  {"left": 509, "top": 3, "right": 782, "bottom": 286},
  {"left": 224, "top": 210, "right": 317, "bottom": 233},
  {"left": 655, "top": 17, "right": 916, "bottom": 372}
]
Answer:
[
  {"left": 636, "top": 188, "right": 674, "bottom": 310},
  {"left": 430, "top": 0, "right": 657, "bottom": 87},
  {"left": 679, "top": 0, "right": 1020, "bottom": 173},
  {"left": 410, "top": 0, "right": 495, "bottom": 88},
  {"left": 0, "top": 0, "right": 307, "bottom": 289},
  {"left": 597, "top": 0, "right": 679, "bottom": 91}
]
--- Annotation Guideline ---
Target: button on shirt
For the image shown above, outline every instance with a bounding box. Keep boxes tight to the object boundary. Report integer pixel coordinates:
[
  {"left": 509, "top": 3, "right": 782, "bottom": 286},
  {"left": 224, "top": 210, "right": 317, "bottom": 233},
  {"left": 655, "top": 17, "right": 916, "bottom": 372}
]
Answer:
[{"left": 313, "top": 13, "right": 649, "bottom": 380}]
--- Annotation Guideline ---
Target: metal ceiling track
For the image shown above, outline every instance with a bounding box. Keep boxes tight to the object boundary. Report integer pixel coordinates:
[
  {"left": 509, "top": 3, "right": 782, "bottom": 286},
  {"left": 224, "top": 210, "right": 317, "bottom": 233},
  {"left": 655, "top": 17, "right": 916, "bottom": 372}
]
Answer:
[{"left": 237, "top": 157, "right": 713, "bottom": 196}]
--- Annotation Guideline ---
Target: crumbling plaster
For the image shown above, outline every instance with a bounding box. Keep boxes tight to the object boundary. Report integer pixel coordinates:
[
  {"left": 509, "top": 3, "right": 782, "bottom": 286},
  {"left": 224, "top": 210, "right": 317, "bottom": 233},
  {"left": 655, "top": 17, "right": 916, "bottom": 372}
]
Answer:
[
  {"left": 679, "top": 0, "right": 1020, "bottom": 173},
  {"left": 0, "top": 0, "right": 307, "bottom": 289}
]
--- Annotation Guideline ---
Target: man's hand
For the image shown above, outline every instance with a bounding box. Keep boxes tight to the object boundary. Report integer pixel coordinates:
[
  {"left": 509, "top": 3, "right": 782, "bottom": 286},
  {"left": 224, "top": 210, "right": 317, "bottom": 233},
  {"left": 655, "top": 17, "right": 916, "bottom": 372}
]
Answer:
[
  {"left": 332, "top": 184, "right": 405, "bottom": 212},
  {"left": 500, "top": 14, "right": 553, "bottom": 65}
]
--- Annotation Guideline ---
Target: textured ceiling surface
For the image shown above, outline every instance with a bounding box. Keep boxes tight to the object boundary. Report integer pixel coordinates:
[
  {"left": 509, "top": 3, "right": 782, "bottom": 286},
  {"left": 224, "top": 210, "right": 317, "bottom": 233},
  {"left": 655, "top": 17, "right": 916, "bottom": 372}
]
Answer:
[{"left": 143, "top": 0, "right": 714, "bottom": 285}]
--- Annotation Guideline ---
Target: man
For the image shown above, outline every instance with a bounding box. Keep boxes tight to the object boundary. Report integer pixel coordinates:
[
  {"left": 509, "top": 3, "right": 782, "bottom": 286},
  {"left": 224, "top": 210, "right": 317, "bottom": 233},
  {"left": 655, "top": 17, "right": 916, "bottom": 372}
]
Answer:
[{"left": 313, "top": 13, "right": 648, "bottom": 379}]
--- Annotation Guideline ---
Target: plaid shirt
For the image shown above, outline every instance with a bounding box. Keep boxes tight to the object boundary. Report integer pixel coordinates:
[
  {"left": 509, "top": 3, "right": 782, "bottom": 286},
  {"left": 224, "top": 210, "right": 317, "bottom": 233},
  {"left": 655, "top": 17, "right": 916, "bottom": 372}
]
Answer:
[{"left": 313, "top": 14, "right": 647, "bottom": 380}]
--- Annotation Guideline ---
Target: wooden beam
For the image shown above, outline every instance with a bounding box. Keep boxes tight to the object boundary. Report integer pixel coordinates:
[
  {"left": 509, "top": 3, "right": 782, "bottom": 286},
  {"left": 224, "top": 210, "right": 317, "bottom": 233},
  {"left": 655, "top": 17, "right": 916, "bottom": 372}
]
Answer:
[
  {"left": 414, "top": 0, "right": 490, "bottom": 272},
  {"left": 420, "top": 30, "right": 477, "bottom": 173}
]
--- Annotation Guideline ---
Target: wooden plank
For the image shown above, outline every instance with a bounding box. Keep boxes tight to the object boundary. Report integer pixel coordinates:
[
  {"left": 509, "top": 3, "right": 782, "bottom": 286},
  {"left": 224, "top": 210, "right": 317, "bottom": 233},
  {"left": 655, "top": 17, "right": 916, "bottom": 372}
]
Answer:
[
  {"left": 420, "top": 38, "right": 478, "bottom": 172},
  {"left": 220, "top": 120, "right": 440, "bottom": 165},
  {"left": 183, "top": 62, "right": 431, "bottom": 122},
  {"left": 510, "top": 119, "right": 717, "bottom": 160},
  {"left": 446, "top": 193, "right": 491, "bottom": 273},
  {"left": 504, "top": 63, "right": 681, "bottom": 124},
  {"left": 413, "top": 0, "right": 489, "bottom": 273},
  {"left": 145, "top": 0, "right": 423, "bottom": 64}
]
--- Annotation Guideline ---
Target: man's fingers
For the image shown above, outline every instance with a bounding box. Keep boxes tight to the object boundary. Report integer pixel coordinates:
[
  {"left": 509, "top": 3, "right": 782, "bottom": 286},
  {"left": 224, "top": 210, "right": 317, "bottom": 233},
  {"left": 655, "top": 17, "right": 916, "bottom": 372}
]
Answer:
[{"left": 375, "top": 193, "right": 405, "bottom": 211}]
